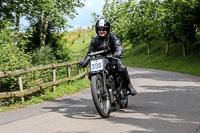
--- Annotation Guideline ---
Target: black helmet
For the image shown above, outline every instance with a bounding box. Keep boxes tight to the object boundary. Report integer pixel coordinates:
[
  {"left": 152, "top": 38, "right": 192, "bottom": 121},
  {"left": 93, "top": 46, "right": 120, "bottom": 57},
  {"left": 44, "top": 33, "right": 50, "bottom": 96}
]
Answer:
[{"left": 95, "top": 19, "right": 110, "bottom": 35}]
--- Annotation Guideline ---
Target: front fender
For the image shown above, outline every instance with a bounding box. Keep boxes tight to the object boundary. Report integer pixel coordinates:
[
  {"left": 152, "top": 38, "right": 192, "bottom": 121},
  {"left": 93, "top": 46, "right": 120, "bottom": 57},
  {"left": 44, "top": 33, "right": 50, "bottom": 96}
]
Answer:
[{"left": 89, "top": 71, "right": 103, "bottom": 80}]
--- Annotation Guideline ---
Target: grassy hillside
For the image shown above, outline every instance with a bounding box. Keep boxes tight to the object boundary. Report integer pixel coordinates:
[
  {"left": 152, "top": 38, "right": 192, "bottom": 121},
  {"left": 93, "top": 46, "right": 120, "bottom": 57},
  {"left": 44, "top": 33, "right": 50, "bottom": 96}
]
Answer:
[
  {"left": 67, "top": 30, "right": 200, "bottom": 76},
  {"left": 65, "top": 29, "right": 96, "bottom": 60},
  {"left": 122, "top": 40, "right": 200, "bottom": 76}
]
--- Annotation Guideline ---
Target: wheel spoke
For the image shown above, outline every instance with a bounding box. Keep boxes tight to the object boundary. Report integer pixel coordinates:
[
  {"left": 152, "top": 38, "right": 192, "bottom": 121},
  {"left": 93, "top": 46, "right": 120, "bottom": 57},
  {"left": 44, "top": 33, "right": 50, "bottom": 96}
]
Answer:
[
  {"left": 91, "top": 75, "right": 110, "bottom": 118},
  {"left": 96, "top": 79, "right": 104, "bottom": 109}
]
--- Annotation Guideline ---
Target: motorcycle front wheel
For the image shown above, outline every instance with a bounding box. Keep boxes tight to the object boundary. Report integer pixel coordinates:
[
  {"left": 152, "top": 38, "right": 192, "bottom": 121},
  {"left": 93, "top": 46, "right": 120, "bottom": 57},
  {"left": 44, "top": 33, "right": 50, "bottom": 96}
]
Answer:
[{"left": 91, "top": 74, "right": 111, "bottom": 118}]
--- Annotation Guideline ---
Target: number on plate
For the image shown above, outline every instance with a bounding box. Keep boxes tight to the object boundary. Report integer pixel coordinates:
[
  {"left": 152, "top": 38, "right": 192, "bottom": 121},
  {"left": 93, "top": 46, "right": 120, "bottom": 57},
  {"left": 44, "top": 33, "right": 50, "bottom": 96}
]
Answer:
[{"left": 90, "top": 59, "right": 104, "bottom": 72}]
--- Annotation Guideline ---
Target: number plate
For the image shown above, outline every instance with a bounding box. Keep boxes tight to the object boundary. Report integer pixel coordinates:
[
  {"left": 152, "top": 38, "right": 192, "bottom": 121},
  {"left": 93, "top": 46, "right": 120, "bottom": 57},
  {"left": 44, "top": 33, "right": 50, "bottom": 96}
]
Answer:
[{"left": 90, "top": 58, "right": 104, "bottom": 72}]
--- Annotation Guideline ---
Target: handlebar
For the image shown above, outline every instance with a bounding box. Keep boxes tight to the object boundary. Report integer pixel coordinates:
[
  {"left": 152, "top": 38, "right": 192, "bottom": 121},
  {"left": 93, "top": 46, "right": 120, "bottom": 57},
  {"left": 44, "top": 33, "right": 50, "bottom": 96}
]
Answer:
[
  {"left": 88, "top": 49, "right": 110, "bottom": 56},
  {"left": 106, "top": 55, "right": 123, "bottom": 60},
  {"left": 71, "top": 49, "right": 122, "bottom": 71}
]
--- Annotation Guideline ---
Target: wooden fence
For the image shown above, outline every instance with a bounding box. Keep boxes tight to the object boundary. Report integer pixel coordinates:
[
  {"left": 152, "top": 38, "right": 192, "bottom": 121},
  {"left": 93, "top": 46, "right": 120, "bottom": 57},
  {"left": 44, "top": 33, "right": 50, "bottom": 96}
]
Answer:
[{"left": 0, "top": 60, "right": 87, "bottom": 102}]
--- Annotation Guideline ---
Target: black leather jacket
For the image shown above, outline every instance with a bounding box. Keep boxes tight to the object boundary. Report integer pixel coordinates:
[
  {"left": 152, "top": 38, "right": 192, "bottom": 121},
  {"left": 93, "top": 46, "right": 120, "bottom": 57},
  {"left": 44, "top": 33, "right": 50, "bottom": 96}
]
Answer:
[
  {"left": 82, "top": 33, "right": 124, "bottom": 66},
  {"left": 88, "top": 33, "right": 124, "bottom": 55}
]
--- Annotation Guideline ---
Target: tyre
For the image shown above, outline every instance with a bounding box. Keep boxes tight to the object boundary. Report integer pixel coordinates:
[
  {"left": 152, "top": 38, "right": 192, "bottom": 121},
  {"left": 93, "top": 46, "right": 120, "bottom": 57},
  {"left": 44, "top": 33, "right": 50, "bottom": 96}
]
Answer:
[
  {"left": 119, "top": 95, "right": 128, "bottom": 108},
  {"left": 118, "top": 90, "right": 128, "bottom": 108},
  {"left": 91, "top": 74, "right": 111, "bottom": 118}
]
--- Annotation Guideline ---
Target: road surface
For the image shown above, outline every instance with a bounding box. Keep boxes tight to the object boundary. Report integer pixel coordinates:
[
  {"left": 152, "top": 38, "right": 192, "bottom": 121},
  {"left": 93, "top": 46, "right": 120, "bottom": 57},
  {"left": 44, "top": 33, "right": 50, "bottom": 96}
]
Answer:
[{"left": 0, "top": 67, "right": 200, "bottom": 133}]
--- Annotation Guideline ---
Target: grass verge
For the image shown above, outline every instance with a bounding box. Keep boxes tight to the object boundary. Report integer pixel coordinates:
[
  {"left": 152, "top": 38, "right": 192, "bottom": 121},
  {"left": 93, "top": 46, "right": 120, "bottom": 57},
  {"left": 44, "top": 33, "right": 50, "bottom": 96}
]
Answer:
[{"left": 122, "top": 41, "right": 200, "bottom": 76}]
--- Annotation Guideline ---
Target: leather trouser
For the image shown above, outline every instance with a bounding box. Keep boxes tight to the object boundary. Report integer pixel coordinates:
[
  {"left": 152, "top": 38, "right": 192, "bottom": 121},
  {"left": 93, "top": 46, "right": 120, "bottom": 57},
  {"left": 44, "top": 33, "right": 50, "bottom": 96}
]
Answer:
[{"left": 115, "top": 59, "right": 131, "bottom": 87}]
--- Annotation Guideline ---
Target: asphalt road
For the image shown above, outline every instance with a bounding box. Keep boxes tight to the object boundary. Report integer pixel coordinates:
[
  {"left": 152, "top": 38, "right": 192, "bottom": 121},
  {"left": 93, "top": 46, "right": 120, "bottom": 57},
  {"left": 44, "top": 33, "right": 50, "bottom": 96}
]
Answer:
[{"left": 0, "top": 67, "right": 200, "bottom": 133}]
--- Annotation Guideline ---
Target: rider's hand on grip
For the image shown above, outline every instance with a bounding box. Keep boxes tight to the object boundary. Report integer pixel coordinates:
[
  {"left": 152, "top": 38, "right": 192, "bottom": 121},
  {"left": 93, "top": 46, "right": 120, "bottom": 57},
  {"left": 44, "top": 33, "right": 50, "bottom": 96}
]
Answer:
[
  {"left": 79, "top": 56, "right": 90, "bottom": 68},
  {"left": 79, "top": 61, "right": 86, "bottom": 68}
]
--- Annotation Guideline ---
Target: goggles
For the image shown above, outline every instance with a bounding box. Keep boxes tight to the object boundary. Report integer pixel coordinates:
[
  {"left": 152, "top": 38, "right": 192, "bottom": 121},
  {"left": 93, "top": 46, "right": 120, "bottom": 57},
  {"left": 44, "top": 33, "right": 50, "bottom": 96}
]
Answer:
[{"left": 98, "top": 28, "right": 107, "bottom": 31}]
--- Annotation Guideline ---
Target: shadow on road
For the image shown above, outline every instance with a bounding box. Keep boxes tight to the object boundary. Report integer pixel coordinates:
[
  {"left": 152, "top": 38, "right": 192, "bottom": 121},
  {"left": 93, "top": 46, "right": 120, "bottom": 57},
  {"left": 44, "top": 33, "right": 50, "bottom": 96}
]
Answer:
[
  {"left": 43, "top": 68, "right": 200, "bottom": 133},
  {"left": 43, "top": 97, "right": 101, "bottom": 120}
]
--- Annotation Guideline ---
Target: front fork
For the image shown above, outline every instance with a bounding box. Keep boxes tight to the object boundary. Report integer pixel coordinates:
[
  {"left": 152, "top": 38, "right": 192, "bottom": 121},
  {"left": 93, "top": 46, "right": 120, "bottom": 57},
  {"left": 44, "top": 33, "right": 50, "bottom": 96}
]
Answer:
[
  {"left": 102, "top": 71, "right": 107, "bottom": 94},
  {"left": 102, "top": 71, "right": 113, "bottom": 102}
]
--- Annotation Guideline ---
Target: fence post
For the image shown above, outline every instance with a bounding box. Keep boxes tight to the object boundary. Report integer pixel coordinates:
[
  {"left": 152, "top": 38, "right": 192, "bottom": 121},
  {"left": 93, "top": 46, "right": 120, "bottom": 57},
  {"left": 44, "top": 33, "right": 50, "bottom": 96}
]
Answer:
[
  {"left": 53, "top": 67, "right": 56, "bottom": 92},
  {"left": 78, "top": 64, "right": 80, "bottom": 75},
  {"left": 84, "top": 68, "right": 87, "bottom": 78},
  {"left": 18, "top": 76, "right": 24, "bottom": 103},
  {"left": 67, "top": 66, "right": 71, "bottom": 84}
]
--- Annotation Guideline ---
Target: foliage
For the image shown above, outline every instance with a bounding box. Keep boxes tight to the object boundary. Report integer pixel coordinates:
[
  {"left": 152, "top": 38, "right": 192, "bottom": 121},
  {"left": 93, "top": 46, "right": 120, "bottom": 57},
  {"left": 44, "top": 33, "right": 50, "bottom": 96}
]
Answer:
[
  {"left": 102, "top": 0, "right": 200, "bottom": 56},
  {"left": 25, "top": 0, "right": 84, "bottom": 47},
  {"left": 0, "top": 41, "right": 32, "bottom": 99},
  {"left": 30, "top": 32, "right": 70, "bottom": 65},
  {"left": 49, "top": 33, "right": 71, "bottom": 62},
  {"left": 1, "top": 0, "right": 85, "bottom": 48},
  {"left": 91, "top": 12, "right": 101, "bottom": 26},
  {"left": 0, "top": 0, "right": 86, "bottom": 107},
  {"left": 31, "top": 45, "right": 57, "bottom": 65},
  {"left": 122, "top": 40, "right": 200, "bottom": 76},
  {"left": 25, "top": 24, "right": 71, "bottom": 63},
  {"left": 0, "top": 43, "right": 32, "bottom": 71},
  {"left": 103, "top": 0, "right": 126, "bottom": 40},
  {"left": 0, "top": 0, "right": 15, "bottom": 30},
  {"left": 0, "top": 27, "right": 14, "bottom": 45},
  {"left": 66, "top": 29, "right": 96, "bottom": 60},
  {"left": 26, "top": 0, "right": 84, "bottom": 30},
  {"left": 15, "top": 32, "right": 34, "bottom": 51}
]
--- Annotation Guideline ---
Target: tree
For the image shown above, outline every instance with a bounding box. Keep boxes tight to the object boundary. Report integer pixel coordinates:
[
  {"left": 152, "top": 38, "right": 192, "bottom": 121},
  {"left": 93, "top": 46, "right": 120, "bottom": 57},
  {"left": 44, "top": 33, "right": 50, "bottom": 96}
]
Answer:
[
  {"left": 103, "top": 0, "right": 128, "bottom": 40},
  {"left": 0, "top": 0, "right": 15, "bottom": 30},
  {"left": 170, "top": 0, "right": 197, "bottom": 56},
  {"left": 158, "top": 0, "right": 176, "bottom": 56},
  {"left": 0, "top": 0, "right": 29, "bottom": 45},
  {"left": 123, "top": 0, "right": 139, "bottom": 55},
  {"left": 26, "top": 0, "right": 84, "bottom": 48},
  {"left": 91, "top": 12, "right": 100, "bottom": 29},
  {"left": 136, "top": 0, "right": 161, "bottom": 55}
]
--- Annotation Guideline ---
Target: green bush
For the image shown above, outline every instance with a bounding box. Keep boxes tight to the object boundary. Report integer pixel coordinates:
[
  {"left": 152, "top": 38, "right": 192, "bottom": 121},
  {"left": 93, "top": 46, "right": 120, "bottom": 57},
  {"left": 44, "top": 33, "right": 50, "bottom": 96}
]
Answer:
[
  {"left": 0, "top": 42, "right": 32, "bottom": 103},
  {"left": 48, "top": 33, "right": 70, "bottom": 62},
  {"left": 17, "top": 32, "right": 34, "bottom": 52},
  {"left": 31, "top": 45, "right": 57, "bottom": 65},
  {"left": 0, "top": 43, "right": 32, "bottom": 71},
  {"left": 0, "top": 28, "right": 14, "bottom": 45}
]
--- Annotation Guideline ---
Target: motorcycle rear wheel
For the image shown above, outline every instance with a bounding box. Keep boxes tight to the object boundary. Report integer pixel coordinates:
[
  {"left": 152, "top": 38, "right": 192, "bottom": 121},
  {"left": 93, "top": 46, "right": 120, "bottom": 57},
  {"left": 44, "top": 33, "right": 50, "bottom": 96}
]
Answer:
[
  {"left": 91, "top": 74, "right": 111, "bottom": 118},
  {"left": 119, "top": 95, "right": 128, "bottom": 108}
]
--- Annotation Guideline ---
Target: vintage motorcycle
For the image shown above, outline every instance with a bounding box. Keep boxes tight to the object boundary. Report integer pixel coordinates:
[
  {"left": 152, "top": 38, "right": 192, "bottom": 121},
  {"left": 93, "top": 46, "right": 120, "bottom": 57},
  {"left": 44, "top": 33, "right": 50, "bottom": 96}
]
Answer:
[{"left": 83, "top": 50, "right": 129, "bottom": 118}]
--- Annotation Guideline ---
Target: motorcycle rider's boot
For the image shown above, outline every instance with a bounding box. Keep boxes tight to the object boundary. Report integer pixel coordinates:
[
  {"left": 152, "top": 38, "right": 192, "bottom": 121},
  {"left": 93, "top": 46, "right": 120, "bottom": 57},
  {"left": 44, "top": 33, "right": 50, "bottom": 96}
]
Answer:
[
  {"left": 120, "top": 69, "right": 137, "bottom": 96},
  {"left": 127, "top": 83, "right": 137, "bottom": 96}
]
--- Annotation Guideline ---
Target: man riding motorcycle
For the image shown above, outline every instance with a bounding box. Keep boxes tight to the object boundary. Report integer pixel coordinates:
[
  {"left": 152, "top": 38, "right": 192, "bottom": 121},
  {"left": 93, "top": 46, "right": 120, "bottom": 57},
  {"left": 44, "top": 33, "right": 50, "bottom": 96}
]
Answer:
[{"left": 81, "top": 19, "right": 137, "bottom": 96}]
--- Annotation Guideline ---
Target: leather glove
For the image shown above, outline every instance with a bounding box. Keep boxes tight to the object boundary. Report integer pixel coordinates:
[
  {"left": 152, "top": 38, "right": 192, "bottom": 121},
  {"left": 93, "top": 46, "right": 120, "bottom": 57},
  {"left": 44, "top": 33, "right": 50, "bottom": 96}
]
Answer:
[
  {"left": 79, "top": 56, "right": 90, "bottom": 68},
  {"left": 114, "top": 52, "right": 122, "bottom": 58},
  {"left": 79, "top": 61, "right": 86, "bottom": 68}
]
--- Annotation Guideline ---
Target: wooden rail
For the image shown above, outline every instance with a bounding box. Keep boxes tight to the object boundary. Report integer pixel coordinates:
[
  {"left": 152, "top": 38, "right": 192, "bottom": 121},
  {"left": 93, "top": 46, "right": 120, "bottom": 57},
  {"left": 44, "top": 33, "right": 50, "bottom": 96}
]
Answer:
[
  {"left": 0, "top": 60, "right": 88, "bottom": 101},
  {"left": 0, "top": 60, "right": 81, "bottom": 78}
]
